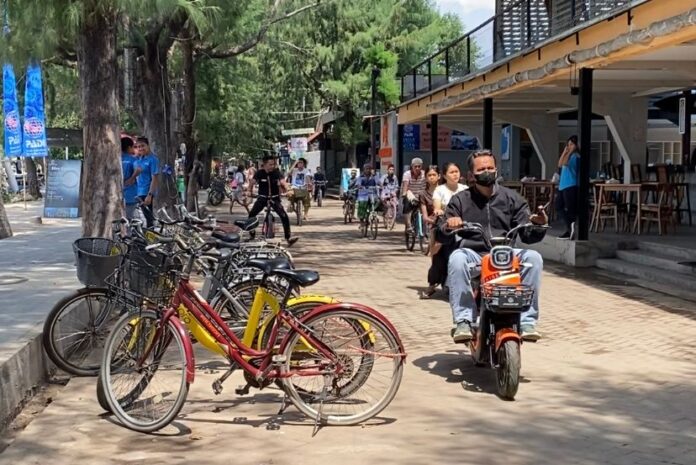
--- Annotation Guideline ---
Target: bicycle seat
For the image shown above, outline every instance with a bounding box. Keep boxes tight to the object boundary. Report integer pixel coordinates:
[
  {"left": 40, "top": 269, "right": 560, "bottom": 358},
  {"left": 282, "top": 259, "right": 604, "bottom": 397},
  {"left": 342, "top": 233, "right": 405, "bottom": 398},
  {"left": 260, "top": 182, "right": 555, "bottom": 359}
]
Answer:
[
  {"left": 271, "top": 268, "right": 320, "bottom": 287},
  {"left": 212, "top": 230, "right": 240, "bottom": 243},
  {"left": 246, "top": 257, "right": 292, "bottom": 274},
  {"left": 235, "top": 218, "right": 259, "bottom": 231}
]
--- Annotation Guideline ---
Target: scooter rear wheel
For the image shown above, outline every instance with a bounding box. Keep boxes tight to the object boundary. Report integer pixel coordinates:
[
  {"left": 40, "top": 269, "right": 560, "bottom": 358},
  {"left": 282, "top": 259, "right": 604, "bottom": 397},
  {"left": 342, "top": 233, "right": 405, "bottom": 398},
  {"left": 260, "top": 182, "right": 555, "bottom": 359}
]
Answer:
[{"left": 496, "top": 339, "right": 521, "bottom": 400}]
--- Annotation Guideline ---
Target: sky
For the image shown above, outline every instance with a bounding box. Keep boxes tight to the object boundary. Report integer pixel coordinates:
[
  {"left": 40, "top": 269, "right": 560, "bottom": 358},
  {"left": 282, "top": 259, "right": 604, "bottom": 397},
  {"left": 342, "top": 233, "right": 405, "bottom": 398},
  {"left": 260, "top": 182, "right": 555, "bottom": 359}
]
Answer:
[{"left": 434, "top": 0, "right": 496, "bottom": 32}]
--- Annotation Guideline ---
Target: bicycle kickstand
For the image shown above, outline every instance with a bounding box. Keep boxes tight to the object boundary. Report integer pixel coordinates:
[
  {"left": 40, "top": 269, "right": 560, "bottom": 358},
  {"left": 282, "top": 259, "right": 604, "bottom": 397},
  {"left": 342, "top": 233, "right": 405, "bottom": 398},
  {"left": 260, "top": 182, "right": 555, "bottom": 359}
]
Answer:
[{"left": 312, "top": 375, "right": 332, "bottom": 437}]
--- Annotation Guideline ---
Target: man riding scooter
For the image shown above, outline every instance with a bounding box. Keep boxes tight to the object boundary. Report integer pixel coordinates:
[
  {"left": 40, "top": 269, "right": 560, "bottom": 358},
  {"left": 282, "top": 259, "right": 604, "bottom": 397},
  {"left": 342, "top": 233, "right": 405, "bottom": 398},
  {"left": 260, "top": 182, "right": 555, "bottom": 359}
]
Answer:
[{"left": 442, "top": 150, "right": 548, "bottom": 343}]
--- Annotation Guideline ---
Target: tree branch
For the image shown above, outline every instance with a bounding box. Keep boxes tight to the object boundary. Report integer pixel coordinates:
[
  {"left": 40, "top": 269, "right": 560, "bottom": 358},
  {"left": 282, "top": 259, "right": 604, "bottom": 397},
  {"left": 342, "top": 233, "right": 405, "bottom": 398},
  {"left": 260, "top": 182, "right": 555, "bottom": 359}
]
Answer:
[{"left": 195, "top": 0, "right": 322, "bottom": 60}]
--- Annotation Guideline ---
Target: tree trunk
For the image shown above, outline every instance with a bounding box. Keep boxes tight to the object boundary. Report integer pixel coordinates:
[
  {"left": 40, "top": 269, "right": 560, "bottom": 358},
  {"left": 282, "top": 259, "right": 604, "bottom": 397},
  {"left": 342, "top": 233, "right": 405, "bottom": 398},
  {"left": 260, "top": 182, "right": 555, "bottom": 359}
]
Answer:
[
  {"left": 78, "top": 2, "right": 122, "bottom": 238},
  {"left": 25, "top": 157, "right": 41, "bottom": 199},
  {"left": 181, "top": 28, "right": 199, "bottom": 211},
  {"left": 185, "top": 160, "right": 203, "bottom": 214},
  {"left": 347, "top": 145, "right": 357, "bottom": 168},
  {"left": 139, "top": 44, "right": 177, "bottom": 210},
  {"left": 0, "top": 195, "right": 12, "bottom": 239}
]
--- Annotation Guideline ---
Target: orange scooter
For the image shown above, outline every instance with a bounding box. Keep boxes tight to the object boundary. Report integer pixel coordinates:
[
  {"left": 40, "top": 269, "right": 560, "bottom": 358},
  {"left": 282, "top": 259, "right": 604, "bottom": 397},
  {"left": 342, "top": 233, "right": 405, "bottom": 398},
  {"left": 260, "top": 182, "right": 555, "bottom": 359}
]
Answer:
[{"left": 446, "top": 222, "right": 544, "bottom": 400}]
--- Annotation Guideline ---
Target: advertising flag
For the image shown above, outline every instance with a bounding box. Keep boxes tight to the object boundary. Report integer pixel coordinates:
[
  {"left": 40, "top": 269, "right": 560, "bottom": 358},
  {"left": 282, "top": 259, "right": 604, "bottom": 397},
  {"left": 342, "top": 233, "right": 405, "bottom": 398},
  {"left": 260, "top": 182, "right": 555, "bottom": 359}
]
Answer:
[
  {"left": 2, "top": 63, "right": 22, "bottom": 156},
  {"left": 22, "top": 62, "right": 48, "bottom": 157}
]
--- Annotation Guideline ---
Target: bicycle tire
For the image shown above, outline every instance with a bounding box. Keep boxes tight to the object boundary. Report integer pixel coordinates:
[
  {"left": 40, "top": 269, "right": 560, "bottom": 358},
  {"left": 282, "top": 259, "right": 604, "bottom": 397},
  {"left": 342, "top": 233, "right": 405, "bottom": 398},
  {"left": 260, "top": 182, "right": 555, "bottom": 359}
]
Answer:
[
  {"left": 370, "top": 216, "right": 379, "bottom": 240},
  {"left": 264, "top": 212, "right": 275, "bottom": 239},
  {"left": 43, "top": 288, "right": 119, "bottom": 376},
  {"left": 419, "top": 232, "right": 429, "bottom": 255},
  {"left": 208, "top": 190, "right": 224, "bottom": 206},
  {"left": 100, "top": 310, "right": 190, "bottom": 433},
  {"left": 295, "top": 200, "right": 303, "bottom": 226},
  {"left": 209, "top": 278, "right": 296, "bottom": 337},
  {"left": 405, "top": 229, "right": 415, "bottom": 251},
  {"left": 281, "top": 308, "right": 404, "bottom": 426}
]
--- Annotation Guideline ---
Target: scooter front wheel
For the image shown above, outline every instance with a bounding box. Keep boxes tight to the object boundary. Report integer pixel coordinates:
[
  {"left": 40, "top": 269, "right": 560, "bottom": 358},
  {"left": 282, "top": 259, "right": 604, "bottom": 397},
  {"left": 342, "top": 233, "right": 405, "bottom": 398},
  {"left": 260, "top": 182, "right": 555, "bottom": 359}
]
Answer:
[{"left": 496, "top": 339, "right": 521, "bottom": 400}]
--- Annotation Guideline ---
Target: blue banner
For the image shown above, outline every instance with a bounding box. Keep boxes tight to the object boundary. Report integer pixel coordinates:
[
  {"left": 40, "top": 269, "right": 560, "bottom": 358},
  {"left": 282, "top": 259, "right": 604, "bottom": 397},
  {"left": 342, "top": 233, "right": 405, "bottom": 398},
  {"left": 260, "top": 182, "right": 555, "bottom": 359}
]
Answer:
[
  {"left": 403, "top": 124, "right": 420, "bottom": 151},
  {"left": 2, "top": 64, "right": 22, "bottom": 156},
  {"left": 22, "top": 62, "right": 48, "bottom": 157}
]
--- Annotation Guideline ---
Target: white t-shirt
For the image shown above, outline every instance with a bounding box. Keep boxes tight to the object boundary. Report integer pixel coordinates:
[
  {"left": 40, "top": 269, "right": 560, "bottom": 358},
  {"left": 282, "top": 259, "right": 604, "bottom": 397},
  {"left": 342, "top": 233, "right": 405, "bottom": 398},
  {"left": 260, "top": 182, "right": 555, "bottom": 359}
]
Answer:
[
  {"left": 433, "top": 183, "right": 468, "bottom": 208},
  {"left": 291, "top": 168, "right": 311, "bottom": 188}
]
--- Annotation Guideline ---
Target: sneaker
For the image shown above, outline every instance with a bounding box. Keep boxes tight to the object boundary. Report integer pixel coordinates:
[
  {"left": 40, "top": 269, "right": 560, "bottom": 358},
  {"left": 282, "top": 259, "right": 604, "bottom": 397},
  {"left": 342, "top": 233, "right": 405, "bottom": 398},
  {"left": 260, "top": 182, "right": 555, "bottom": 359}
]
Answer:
[
  {"left": 558, "top": 231, "right": 571, "bottom": 239},
  {"left": 521, "top": 325, "right": 541, "bottom": 342},
  {"left": 451, "top": 322, "right": 474, "bottom": 343},
  {"left": 286, "top": 237, "right": 299, "bottom": 247}
]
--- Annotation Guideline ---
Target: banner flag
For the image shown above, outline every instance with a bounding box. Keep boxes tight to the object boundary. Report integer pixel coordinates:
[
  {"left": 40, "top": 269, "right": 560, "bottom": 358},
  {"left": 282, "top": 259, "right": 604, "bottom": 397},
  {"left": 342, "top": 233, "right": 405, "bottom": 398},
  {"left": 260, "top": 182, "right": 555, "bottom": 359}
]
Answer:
[
  {"left": 22, "top": 61, "right": 48, "bottom": 157},
  {"left": 2, "top": 63, "right": 22, "bottom": 156}
]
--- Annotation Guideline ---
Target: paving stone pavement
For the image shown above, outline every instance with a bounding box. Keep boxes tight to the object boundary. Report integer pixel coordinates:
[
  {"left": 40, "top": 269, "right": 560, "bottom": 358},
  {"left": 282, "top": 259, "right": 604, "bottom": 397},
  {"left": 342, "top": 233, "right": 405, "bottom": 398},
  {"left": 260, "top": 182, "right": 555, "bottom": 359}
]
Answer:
[{"left": 2, "top": 199, "right": 696, "bottom": 465}]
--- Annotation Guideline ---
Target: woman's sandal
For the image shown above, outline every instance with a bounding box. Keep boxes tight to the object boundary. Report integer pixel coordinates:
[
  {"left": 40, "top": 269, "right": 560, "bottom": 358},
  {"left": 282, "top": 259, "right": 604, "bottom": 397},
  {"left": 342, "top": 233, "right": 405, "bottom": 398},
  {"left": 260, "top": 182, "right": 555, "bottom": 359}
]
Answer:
[{"left": 420, "top": 286, "right": 438, "bottom": 299}]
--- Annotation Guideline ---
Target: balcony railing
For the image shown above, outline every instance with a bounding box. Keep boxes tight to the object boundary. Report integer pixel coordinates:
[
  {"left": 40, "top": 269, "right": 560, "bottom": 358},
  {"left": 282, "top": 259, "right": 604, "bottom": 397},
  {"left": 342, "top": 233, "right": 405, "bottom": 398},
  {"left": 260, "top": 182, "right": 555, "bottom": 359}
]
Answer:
[{"left": 400, "top": 0, "right": 643, "bottom": 102}]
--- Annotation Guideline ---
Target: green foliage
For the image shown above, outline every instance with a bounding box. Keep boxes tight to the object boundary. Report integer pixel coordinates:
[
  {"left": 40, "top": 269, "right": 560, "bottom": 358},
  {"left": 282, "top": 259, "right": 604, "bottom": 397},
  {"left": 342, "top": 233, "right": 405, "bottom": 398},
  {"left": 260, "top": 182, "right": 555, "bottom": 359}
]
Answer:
[{"left": 1, "top": 0, "right": 461, "bottom": 155}]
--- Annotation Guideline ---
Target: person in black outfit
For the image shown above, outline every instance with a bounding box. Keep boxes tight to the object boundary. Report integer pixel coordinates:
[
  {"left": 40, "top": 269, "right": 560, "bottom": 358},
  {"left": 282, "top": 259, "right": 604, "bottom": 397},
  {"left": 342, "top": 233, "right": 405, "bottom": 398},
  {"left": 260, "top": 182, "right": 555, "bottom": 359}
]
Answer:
[{"left": 247, "top": 155, "right": 298, "bottom": 246}]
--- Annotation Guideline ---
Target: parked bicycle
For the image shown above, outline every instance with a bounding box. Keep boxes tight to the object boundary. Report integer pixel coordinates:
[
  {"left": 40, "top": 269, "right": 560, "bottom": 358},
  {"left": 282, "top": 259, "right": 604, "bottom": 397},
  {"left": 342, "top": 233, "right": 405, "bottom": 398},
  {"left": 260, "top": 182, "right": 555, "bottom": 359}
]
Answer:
[{"left": 98, "top": 237, "right": 406, "bottom": 433}]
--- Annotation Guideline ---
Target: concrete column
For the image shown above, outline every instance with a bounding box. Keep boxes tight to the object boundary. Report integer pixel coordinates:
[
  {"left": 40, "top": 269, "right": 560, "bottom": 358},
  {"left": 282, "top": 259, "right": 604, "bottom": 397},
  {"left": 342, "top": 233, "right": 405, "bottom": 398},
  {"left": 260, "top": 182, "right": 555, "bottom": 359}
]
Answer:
[
  {"left": 596, "top": 95, "right": 648, "bottom": 183},
  {"left": 497, "top": 111, "right": 559, "bottom": 179},
  {"left": 577, "top": 68, "right": 593, "bottom": 241},
  {"left": 483, "top": 98, "right": 493, "bottom": 149},
  {"left": 397, "top": 124, "right": 404, "bottom": 180},
  {"left": 431, "top": 114, "right": 439, "bottom": 167}
]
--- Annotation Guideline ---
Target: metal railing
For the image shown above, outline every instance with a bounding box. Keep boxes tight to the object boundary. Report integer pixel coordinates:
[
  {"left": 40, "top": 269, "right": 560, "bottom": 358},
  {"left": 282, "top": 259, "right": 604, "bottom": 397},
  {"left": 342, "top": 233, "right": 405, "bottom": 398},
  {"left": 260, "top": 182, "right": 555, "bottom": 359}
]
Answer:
[{"left": 400, "top": 0, "right": 639, "bottom": 102}]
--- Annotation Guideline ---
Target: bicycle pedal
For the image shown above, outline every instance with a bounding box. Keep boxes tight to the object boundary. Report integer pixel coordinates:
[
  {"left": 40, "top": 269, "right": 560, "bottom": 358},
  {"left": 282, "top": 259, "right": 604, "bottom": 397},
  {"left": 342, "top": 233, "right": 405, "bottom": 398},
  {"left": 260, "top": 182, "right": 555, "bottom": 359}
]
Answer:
[
  {"left": 271, "top": 355, "right": 287, "bottom": 364},
  {"left": 266, "top": 422, "right": 280, "bottom": 431},
  {"left": 235, "top": 384, "right": 251, "bottom": 396},
  {"left": 212, "top": 380, "right": 223, "bottom": 395}
]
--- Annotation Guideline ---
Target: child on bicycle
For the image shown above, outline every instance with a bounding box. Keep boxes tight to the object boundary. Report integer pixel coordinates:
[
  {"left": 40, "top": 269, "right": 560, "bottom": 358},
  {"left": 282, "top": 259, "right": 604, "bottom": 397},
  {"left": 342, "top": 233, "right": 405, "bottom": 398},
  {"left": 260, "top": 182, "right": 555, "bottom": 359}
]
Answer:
[{"left": 356, "top": 164, "right": 379, "bottom": 225}]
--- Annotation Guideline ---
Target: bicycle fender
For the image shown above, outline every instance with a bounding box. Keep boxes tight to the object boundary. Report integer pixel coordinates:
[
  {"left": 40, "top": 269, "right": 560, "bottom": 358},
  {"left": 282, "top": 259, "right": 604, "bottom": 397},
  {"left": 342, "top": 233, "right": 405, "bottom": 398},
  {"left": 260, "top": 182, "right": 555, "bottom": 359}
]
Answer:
[
  {"left": 279, "top": 302, "right": 406, "bottom": 359},
  {"left": 162, "top": 308, "right": 196, "bottom": 384},
  {"left": 494, "top": 328, "right": 520, "bottom": 352}
]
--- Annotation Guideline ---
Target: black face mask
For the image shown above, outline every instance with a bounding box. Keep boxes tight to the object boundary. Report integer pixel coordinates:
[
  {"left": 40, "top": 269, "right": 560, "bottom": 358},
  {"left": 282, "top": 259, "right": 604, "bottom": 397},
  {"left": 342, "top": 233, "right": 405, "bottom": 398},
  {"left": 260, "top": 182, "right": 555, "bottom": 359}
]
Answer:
[{"left": 474, "top": 171, "right": 497, "bottom": 187}]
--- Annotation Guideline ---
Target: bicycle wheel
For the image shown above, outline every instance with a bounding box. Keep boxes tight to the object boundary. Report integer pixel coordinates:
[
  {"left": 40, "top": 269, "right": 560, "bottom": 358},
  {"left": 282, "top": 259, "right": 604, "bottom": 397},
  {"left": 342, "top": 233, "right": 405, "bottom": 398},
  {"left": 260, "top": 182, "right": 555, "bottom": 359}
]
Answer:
[
  {"left": 210, "top": 278, "right": 295, "bottom": 337},
  {"left": 419, "top": 228, "right": 429, "bottom": 255},
  {"left": 208, "top": 190, "right": 224, "bottom": 206},
  {"left": 100, "top": 310, "right": 190, "bottom": 433},
  {"left": 404, "top": 228, "right": 415, "bottom": 251},
  {"left": 295, "top": 200, "right": 303, "bottom": 226},
  {"left": 264, "top": 212, "right": 275, "bottom": 239},
  {"left": 43, "top": 288, "right": 121, "bottom": 376},
  {"left": 281, "top": 308, "right": 404, "bottom": 426},
  {"left": 370, "top": 215, "right": 379, "bottom": 240}
]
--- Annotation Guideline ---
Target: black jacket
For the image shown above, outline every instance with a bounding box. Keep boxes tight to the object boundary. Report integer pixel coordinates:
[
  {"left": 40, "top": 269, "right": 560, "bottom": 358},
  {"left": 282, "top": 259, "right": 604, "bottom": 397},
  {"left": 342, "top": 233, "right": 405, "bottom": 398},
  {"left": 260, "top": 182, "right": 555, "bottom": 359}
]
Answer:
[{"left": 440, "top": 184, "right": 547, "bottom": 252}]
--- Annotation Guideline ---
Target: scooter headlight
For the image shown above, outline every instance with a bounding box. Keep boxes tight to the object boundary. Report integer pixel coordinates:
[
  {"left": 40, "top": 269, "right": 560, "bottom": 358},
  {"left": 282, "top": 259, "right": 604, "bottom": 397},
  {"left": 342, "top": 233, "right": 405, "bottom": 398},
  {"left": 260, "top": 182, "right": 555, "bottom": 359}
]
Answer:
[{"left": 490, "top": 246, "right": 513, "bottom": 269}]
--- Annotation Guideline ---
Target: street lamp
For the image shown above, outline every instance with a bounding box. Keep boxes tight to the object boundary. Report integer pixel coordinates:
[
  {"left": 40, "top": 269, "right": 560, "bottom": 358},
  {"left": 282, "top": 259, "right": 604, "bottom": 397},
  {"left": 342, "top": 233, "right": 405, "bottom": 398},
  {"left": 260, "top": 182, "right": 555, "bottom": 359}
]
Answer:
[{"left": 370, "top": 67, "right": 381, "bottom": 166}]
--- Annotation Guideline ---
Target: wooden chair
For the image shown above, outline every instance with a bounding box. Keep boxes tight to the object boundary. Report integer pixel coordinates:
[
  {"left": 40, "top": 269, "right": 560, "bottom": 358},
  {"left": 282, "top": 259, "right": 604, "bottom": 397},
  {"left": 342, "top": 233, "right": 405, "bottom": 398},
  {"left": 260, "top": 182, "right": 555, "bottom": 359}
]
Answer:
[
  {"left": 591, "top": 185, "right": 619, "bottom": 233},
  {"left": 641, "top": 183, "right": 676, "bottom": 235},
  {"left": 631, "top": 164, "right": 642, "bottom": 184}
]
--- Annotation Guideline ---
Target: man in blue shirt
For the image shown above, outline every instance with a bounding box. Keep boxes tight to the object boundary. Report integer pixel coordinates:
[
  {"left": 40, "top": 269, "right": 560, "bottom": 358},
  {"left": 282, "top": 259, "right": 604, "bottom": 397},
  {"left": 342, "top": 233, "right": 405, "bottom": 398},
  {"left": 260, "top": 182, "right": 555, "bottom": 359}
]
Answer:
[
  {"left": 134, "top": 137, "right": 160, "bottom": 227},
  {"left": 121, "top": 137, "right": 141, "bottom": 219}
]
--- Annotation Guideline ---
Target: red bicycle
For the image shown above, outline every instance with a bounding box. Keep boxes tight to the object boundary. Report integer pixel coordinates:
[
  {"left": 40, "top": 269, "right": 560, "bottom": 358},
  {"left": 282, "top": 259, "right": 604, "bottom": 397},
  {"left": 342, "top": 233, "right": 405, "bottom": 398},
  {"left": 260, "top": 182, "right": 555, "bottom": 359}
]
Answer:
[{"left": 98, "top": 237, "right": 406, "bottom": 433}]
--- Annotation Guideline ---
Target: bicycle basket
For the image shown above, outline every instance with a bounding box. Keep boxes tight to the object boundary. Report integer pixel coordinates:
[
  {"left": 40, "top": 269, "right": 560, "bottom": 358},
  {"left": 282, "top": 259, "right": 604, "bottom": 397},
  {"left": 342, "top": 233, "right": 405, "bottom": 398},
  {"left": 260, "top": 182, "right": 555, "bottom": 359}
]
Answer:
[
  {"left": 73, "top": 238, "right": 125, "bottom": 287},
  {"left": 125, "top": 258, "right": 178, "bottom": 305}
]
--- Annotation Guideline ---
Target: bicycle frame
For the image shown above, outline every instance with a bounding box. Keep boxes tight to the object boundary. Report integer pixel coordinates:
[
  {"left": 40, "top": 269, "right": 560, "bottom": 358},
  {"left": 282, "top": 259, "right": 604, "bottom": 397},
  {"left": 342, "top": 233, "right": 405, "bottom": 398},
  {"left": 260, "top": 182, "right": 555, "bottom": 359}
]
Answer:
[{"left": 146, "top": 278, "right": 343, "bottom": 384}]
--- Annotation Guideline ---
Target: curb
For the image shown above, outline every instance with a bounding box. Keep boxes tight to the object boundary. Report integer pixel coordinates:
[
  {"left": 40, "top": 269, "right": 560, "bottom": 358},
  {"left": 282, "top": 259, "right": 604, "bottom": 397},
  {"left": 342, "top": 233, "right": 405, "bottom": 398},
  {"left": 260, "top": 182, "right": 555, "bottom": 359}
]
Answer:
[{"left": 0, "top": 327, "right": 53, "bottom": 431}]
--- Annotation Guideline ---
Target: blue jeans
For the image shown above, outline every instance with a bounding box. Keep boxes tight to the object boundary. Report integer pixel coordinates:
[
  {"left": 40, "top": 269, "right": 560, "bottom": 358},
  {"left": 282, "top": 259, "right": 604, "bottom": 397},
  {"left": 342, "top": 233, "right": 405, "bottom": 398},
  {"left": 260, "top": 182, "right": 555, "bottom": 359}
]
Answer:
[{"left": 447, "top": 248, "right": 542, "bottom": 327}]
